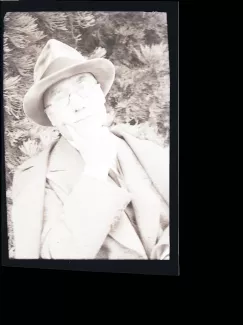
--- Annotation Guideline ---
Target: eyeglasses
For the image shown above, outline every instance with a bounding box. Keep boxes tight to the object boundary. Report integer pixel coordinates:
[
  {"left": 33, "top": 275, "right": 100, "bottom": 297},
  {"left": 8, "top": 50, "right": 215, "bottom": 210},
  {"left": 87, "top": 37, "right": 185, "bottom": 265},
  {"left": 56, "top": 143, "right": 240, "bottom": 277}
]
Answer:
[
  {"left": 44, "top": 83, "right": 104, "bottom": 112},
  {"left": 44, "top": 83, "right": 106, "bottom": 125}
]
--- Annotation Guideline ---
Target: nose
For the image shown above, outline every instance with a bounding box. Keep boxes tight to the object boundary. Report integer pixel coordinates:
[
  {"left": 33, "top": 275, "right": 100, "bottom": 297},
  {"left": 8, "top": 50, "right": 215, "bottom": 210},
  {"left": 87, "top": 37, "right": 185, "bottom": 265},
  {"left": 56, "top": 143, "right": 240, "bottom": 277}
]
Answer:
[
  {"left": 73, "top": 107, "right": 85, "bottom": 113},
  {"left": 68, "top": 93, "right": 86, "bottom": 112}
]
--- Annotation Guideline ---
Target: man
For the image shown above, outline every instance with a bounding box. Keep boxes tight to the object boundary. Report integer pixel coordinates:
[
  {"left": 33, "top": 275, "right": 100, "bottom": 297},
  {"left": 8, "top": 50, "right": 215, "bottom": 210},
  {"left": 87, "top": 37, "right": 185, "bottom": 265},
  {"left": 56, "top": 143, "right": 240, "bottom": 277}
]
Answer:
[{"left": 11, "top": 39, "right": 170, "bottom": 260}]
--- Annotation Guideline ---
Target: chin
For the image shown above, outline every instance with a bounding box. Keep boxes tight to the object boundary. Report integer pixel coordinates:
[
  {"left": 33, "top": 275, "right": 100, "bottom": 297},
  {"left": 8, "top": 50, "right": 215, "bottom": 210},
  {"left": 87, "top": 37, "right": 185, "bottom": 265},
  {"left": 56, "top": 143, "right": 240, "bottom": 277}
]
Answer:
[{"left": 77, "top": 116, "right": 106, "bottom": 129}]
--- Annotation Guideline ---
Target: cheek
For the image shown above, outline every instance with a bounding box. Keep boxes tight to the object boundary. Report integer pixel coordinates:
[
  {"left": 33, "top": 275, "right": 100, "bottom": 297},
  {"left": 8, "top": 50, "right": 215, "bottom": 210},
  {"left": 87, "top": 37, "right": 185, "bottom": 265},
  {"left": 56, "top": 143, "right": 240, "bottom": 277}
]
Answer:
[{"left": 90, "top": 104, "right": 107, "bottom": 123}]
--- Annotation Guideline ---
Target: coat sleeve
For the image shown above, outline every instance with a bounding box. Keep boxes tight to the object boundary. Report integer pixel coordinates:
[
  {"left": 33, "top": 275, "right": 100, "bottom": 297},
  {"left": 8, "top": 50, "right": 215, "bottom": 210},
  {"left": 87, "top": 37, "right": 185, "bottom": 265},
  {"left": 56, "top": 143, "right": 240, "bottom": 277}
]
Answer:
[{"left": 41, "top": 174, "right": 132, "bottom": 259}]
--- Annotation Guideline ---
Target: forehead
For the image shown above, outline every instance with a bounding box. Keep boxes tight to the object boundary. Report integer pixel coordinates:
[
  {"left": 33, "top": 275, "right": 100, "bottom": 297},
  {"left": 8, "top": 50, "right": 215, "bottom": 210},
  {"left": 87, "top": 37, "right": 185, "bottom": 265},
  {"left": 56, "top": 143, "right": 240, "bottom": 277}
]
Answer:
[{"left": 45, "top": 73, "right": 97, "bottom": 95}]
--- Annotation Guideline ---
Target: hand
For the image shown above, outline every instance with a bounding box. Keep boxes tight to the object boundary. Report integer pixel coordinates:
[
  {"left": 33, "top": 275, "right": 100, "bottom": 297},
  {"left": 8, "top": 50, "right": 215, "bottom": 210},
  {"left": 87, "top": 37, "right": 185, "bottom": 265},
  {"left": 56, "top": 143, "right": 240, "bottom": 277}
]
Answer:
[{"left": 66, "top": 124, "right": 118, "bottom": 181}]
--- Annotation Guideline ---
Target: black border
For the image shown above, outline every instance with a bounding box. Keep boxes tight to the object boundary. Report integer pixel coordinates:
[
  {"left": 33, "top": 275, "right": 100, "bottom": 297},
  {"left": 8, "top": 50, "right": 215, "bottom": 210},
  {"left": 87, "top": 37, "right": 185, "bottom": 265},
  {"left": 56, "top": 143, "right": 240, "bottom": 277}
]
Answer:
[{"left": 1, "top": 1, "right": 179, "bottom": 276}]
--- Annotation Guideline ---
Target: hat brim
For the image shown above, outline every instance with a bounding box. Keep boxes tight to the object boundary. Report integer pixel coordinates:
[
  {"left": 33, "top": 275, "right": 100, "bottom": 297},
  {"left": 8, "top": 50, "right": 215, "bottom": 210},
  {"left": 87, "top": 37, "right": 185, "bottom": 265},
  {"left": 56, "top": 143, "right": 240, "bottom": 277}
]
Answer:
[{"left": 23, "top": 58, "right": 115, "bottom": 126}]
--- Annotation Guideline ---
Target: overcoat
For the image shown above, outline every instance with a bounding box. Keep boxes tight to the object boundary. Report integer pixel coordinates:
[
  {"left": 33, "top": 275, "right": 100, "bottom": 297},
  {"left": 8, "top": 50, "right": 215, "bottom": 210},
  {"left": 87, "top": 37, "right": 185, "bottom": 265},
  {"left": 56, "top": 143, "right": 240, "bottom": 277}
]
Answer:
[{"left": 11, "top": 125, "right": 170, "bottom": 259}]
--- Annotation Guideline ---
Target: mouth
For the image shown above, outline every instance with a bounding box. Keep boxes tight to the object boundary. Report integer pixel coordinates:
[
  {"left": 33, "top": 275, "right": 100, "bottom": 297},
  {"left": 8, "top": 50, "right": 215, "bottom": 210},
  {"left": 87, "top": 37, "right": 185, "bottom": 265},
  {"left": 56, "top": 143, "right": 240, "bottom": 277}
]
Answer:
[{"left": 73, "top": 114, "right": 93, "bottom": 123}]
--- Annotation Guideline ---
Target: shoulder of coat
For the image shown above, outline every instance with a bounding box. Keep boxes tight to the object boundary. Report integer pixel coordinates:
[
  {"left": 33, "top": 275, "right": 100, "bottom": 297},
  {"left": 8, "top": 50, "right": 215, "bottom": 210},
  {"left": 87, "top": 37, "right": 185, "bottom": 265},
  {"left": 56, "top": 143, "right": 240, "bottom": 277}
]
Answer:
[
  {"left": 15, "top": 139, "right": 59, "bottom": 173},
  {"left": 110, "top": 123, "right": 165, "bottom": 147},
  {"left": 16, "top": 156, "right": 38, "bottom": 172}
]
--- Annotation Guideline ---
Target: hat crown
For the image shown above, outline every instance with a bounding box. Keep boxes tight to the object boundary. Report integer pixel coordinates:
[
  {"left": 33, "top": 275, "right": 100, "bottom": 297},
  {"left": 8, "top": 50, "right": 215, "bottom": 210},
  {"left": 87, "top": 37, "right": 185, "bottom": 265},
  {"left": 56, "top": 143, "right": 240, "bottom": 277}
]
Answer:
[{"left": 34, "top": 39, "right": 86, "bottom": 82}]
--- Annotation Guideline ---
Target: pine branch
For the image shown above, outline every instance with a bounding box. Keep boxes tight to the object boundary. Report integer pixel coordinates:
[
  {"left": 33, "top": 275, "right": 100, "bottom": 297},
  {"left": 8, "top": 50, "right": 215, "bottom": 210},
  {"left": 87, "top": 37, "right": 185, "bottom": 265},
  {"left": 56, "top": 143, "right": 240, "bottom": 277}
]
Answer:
[
  {"left": 3, "top": 75, "right": 23, "bottom": 118},
  {"left": 74, "top": 11, "right": 96, "bottom": 29},
  {"left": 5, "top": 13, "right": 47, "bottom": 49},
  {"left": 12, "top": 55, "right": 35, "bottom": 77},
  {"left": 68, "top": 14, "right": 82, "bottom": 50},
  {"left": 146, "top": 12, "right": 167, "bottom": 30},
  {"left": 34, "top": 11, "right": 68, "bottom": 32},
  {"left": 89, "top": 46, "right": 107, "bottom": 59},
  {"left": 19, "top": 139, "right": 41, "bottom": 158}
]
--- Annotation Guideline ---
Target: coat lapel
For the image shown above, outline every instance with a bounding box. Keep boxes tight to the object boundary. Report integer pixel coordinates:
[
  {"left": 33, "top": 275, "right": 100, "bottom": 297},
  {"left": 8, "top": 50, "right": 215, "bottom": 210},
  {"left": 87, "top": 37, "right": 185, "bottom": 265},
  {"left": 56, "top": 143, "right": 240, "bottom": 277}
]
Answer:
[
  {"left": 111, "top": 133, "right": 162, "bottom": 256},
  {"left": 111, "top": 126, "right": 170, "bottom": 205},
  {"left": 46, "top": 136, "right": 85, "bottom": 195}
]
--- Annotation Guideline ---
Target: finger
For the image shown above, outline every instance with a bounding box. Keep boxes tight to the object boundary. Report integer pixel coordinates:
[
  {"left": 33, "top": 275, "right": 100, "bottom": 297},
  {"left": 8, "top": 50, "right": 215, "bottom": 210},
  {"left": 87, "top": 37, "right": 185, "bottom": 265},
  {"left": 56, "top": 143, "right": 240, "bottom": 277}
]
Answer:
[{"left": 66, "top": 124, "right": 91, "bottom": 153}]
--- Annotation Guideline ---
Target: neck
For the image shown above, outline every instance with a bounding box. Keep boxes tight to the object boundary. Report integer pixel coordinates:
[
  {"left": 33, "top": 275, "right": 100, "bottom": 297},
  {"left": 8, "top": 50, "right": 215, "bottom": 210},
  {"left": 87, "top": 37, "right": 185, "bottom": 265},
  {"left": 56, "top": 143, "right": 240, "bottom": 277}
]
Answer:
[{"left": 61, "top": 125, "right": 112, "bottom": 149}]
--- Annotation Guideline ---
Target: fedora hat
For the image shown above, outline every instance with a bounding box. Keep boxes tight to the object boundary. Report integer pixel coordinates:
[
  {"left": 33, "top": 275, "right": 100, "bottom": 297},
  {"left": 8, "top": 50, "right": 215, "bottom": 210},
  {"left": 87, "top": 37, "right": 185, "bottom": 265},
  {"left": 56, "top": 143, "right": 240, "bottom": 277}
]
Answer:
[{"left": 23, "top": 39, "right": 116, "bottom": 126}]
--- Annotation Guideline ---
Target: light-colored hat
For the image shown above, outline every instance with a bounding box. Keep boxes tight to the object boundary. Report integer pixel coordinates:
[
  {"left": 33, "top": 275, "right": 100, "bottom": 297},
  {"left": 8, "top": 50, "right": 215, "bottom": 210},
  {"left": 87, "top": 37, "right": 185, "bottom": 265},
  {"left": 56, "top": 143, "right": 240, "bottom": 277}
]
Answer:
[{"left": 23, "top": 39, "right": 116, "bottom": 126}]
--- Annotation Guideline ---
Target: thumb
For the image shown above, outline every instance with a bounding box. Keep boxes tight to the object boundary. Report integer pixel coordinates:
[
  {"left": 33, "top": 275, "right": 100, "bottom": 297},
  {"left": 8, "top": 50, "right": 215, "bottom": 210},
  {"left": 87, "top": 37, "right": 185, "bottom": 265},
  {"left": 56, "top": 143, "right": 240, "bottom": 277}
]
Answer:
[{"left": 65, "top": 124, "right": 92, "bottom": 153}]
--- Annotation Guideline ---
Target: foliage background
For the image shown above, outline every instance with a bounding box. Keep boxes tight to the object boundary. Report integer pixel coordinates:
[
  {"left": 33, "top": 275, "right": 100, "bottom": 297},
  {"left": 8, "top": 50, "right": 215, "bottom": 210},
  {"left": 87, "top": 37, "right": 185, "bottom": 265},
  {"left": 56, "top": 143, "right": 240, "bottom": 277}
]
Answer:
[{"left": 3, "top": 11, "right": 170, "bottom": 256}]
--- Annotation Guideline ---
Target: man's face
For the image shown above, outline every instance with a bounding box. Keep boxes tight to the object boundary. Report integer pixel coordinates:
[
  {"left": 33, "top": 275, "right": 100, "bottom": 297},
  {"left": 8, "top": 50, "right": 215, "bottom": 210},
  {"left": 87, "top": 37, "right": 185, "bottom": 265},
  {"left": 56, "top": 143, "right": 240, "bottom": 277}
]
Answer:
[{"left": 43, "top": 73, "right": 107, "bottom": 140}]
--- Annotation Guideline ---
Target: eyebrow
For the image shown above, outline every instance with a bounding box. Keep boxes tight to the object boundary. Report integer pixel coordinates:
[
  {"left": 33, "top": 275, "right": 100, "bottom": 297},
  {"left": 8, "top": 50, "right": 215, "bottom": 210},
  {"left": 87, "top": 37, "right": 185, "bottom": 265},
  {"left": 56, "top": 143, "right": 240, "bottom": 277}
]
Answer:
[
  {"left": 50, "top": 88, "right": 62, "bottom": 96},
  {"left": 76, "top": 75, "right": 86, "bottom": 83},
  {"left": 76, "top": 74, "right": 97, "bottom": 85}
]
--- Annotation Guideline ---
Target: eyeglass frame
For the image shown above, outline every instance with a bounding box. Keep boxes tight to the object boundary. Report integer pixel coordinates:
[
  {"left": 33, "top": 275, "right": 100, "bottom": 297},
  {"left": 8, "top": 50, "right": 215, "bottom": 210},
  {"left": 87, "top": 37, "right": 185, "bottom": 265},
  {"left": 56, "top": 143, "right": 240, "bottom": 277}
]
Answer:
[{"left": 43, "top": 82, "right": 104, "bottom": 113}]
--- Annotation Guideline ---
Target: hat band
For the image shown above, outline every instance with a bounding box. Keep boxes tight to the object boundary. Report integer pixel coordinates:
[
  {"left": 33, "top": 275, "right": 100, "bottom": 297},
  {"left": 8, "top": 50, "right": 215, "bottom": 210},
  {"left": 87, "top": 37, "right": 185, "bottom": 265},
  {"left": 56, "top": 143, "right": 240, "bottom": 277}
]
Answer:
[{"left": 40, "top": 57, "right": 86, "bottom": 80}]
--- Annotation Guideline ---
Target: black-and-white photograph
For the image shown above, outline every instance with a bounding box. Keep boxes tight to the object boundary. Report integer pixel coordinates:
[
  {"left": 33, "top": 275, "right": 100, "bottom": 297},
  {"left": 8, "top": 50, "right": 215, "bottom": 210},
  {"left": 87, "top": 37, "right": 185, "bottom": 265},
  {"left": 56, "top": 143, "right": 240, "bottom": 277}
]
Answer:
[{"left": 3, "top": 10, "right": 172, "bottom": 262}]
